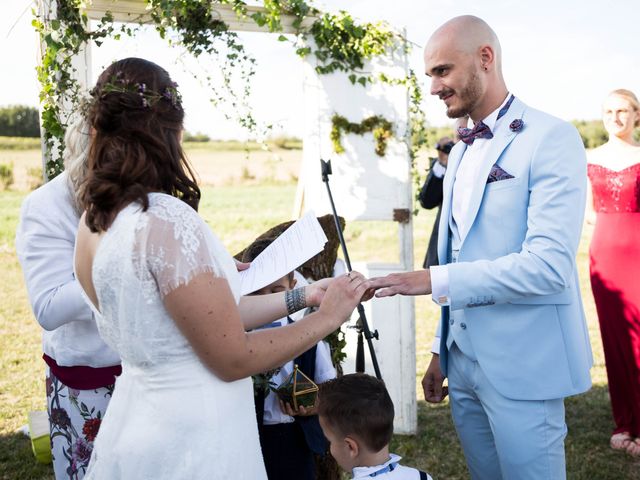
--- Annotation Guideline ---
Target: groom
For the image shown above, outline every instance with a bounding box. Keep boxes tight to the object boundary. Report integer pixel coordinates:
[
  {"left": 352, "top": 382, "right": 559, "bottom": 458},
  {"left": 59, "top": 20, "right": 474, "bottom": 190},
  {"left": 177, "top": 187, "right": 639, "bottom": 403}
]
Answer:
[{"left": 371, "top": 16, "right": 592, "bottom": 480}]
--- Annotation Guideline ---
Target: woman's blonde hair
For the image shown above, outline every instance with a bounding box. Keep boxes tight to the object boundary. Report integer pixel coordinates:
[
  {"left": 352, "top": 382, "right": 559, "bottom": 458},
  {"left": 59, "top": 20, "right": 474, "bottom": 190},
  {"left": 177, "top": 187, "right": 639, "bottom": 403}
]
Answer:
[
  {"left": 62, "top": 115, "right": 91, "bottom": 212},
  {"left": 609, "top": 89, "right": 640, "bottom": 128}
]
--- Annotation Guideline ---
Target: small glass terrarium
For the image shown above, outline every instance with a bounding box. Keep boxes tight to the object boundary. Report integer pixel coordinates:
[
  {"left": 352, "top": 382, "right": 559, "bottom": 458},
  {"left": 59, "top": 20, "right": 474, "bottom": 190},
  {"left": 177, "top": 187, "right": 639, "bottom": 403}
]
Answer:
[{"left": 276, "top": 364, "right": 319, "bottom": 410}]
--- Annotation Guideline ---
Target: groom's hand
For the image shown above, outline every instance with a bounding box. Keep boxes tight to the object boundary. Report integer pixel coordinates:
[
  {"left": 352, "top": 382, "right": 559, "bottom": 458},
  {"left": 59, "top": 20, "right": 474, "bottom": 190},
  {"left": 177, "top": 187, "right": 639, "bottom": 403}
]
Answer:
[
  {"left": 423, "top": 354, "right": 448, "bottom": 403},
  {"left": 369, "top": 270, "right": 432, "bottom": 298}
]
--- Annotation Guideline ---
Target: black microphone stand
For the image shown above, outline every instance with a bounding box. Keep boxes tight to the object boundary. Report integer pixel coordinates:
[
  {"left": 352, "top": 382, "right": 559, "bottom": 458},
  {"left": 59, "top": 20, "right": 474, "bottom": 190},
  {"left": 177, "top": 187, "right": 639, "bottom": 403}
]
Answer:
[{"left": 320, "top": 159, "right": 382, "bottom": 380}]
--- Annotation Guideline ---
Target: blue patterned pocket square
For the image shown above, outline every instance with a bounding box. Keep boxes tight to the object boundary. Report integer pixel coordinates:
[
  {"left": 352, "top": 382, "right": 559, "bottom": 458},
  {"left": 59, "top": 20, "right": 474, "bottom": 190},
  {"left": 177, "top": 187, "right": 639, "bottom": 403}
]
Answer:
[{"left": 487, "top": 164, "right": 514, "bottom": 184}]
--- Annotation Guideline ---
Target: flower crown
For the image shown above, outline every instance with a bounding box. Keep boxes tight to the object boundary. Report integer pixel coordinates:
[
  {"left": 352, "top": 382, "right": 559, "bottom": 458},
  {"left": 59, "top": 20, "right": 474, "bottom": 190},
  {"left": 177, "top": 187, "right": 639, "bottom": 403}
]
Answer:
[{"left": 93, "top": 72, "right": 182, "bottom": 110}]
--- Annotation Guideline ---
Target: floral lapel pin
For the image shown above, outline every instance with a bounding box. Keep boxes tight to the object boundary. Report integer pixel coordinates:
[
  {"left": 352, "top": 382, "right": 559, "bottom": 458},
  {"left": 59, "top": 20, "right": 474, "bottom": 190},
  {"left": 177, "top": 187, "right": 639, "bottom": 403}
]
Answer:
[{"left": 509, "top": 118, "right": 524, "bottom": 133}]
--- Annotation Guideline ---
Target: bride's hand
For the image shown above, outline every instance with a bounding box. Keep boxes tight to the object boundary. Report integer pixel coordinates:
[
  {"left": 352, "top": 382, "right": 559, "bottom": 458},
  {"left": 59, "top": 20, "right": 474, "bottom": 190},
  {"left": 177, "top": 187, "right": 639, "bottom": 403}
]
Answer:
[
  {"left": 318, "top": 271, "right": 372, "bottom": 325},
  {"left": 305, "top": 274, "right": 375, "bottom": 307}
]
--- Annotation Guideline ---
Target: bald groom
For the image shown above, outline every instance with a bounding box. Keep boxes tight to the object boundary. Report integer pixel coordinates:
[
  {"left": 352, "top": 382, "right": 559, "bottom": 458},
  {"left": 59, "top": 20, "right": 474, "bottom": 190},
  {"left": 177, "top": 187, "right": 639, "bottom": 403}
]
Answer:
[{"left": 371, "top": 16, "right": 592, "bottom": 480}]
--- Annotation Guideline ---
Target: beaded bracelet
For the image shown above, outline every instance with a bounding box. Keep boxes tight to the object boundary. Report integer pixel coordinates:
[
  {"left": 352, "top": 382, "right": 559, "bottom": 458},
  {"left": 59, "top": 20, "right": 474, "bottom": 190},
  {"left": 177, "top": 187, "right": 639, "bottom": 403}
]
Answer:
[{"left": 285, "top": 287, "right": 306, "bottom": 315}]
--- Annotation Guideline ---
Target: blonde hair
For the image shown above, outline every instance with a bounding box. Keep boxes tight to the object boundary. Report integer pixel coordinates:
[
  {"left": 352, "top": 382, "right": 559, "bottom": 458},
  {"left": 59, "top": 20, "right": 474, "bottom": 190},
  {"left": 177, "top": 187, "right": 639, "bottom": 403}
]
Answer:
[
  {"left": 62, "top": 115, "right": 91, "bottom": 212},
  {"left": 609, "top": 89, "right": 640, "bottom": 128}
]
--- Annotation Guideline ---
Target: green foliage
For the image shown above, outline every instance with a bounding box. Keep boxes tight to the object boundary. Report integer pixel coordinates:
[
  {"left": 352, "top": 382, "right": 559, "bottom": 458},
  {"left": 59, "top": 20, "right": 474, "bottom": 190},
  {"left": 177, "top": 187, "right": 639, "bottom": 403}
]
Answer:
[
  {"left": 33, "top": 0, "right": 117, "bottom": 178},
  {"left": 308, "top": 12, "right": 394, "bottom": 86},
  {"left": 418, "top": 126, "right": 456, "bottom": 151},
  {"left": 331, "top": 114, "right": 393, "bottom": 156},
  {"left": 183, "top": 131, "right": 211, "bottom": 142},
  {"left": 0, "top": 106, "right": 41, "bottom": 138},
  {"left": 572, "top": 120, "right": 640, "bottom": 147},
  {"left": 0, "top": 163, "right": 14, "bottom": 190},
  {"left": 268, "top": 135, "right": 302, "bottom": 150},
  {"left": 325, "top": 328, "right": 346, "bottom": 374},
  {"left": 572, "top": 120, "right": 609, "bottom": 149}
]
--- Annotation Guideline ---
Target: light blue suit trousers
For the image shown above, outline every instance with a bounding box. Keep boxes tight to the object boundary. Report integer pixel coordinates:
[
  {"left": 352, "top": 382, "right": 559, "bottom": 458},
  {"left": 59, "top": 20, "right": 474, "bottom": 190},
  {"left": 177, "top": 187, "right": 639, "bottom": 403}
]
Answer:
[{"left": 448, "top": 344, "right": 567, "bottom": 479}]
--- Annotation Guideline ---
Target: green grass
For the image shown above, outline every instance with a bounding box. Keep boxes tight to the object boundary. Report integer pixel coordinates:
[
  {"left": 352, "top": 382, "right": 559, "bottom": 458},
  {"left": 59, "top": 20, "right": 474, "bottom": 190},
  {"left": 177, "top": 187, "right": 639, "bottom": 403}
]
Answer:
[
  {"left": 182, "top": 137, "right": 302, "bottom": 152},
  {"left": 0, "top": 137, "right": 303, "bottom": 153},
  {"left": 1, "top": 181, "right": 639, "bottom": 479},
  {"left": 0, "top": 137, "right": 41, "bottom": 151}
]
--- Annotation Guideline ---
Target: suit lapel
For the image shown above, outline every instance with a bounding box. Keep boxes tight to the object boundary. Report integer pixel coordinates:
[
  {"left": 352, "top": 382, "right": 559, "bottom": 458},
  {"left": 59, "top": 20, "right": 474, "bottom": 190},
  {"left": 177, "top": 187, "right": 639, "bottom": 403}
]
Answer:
[
  {"left": 460, "top": 98, "right": 527, "bottom": 247},
  {"left": 437, "top": 142, "right": 466, "bottom": 265}
]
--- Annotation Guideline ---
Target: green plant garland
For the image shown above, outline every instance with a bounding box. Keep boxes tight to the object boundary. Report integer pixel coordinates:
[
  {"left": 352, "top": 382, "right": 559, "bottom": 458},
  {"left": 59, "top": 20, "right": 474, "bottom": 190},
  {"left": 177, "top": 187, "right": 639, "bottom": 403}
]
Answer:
[{"left": 330, "top": 114, "right": 394, "bottom": 157}]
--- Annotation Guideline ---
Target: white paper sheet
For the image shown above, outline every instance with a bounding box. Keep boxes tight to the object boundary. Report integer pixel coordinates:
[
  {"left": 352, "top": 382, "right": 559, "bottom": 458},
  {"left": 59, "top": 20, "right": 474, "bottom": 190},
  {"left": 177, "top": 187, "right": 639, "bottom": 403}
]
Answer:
[{"left": 239, "top": 211, "right": 328, "bottom": 295}]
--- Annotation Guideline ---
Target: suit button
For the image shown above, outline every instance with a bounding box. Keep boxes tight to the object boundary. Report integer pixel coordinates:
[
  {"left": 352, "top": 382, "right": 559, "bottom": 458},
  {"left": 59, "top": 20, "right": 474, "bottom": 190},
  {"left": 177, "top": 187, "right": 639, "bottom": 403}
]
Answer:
[
  {"left": 460, "top": 322, "right": 467, "bottom": 330},
  {"left": 450, "top": 319, "right": 455, "bottom": 325}
]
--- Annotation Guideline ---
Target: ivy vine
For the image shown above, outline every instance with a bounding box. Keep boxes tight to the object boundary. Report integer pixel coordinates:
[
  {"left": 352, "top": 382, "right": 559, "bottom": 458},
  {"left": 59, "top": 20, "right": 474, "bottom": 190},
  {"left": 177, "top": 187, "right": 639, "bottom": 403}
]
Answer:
[
  {"left": 331, "top": 114, "right": 393, "bottom": 157},
  {"left": 33, "top": 1, "right": 425, "bottom": 178},
  {"left": 305, "top": 13, "right": 394, "bottom": 86},
  {"left": 33, "top": 2, "right": 120, "bottom": 177}
]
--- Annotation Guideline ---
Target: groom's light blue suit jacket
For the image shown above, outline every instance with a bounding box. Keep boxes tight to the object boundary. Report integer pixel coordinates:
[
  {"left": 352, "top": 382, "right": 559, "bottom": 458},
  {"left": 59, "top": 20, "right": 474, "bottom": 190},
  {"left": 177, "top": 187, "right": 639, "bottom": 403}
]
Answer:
[{"left": 436, "top": 97, "right": 593, "bottom": 401}]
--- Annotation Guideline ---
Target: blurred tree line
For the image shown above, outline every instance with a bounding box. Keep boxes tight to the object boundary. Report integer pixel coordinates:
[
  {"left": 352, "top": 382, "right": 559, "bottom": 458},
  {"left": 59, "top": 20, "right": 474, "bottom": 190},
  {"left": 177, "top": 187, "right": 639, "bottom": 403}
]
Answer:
[
  {"left": 0, "top": 105, "right": 40, "bottom": 137},
  {"left": 2, "top": 105, "right": 638, "bottom": 148},
  {"left": 413, "top": 120, "right": 640, "bottom": 151},
  {"left": 571, "top": 120, "right": 609, "bottom": 149}
]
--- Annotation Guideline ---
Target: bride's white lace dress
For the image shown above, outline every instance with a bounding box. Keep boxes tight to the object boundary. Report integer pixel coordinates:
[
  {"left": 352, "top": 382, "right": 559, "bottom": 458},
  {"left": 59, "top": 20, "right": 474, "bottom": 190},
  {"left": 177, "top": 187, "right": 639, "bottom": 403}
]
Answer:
[{"left": 82, "top": 193, "right": 266, "bottom": 479}]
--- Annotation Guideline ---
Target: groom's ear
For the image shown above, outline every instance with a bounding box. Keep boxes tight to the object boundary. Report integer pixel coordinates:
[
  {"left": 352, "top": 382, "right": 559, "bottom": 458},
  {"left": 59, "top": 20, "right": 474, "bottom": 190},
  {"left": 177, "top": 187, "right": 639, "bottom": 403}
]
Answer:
[{"left": 345, "top": 436, "right": 359, "bottom": 458}]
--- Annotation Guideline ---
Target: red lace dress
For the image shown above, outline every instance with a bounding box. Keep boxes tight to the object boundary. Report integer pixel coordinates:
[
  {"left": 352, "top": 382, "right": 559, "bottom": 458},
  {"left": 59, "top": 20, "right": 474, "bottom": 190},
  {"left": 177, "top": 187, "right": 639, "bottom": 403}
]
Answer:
[{"left": 588, "top": 162, "right": 640, "bottom": 436}]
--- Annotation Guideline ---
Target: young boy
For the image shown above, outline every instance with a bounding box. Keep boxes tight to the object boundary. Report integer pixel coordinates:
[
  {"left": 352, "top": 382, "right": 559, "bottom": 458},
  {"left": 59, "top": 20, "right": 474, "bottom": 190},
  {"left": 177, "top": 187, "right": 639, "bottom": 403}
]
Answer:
[
  {"left": 317, "top": 374, "right": 434, "bottom": 479},
  {"left": 244, "top": 238, "right": 337, "bottom": 480}
]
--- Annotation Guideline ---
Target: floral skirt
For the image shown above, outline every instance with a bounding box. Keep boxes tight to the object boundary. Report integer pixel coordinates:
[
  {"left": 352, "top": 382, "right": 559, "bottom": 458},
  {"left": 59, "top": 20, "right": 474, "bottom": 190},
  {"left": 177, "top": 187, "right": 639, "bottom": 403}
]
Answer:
[{"left": 46, "top": 368, "right": 114, "bottom": 480}]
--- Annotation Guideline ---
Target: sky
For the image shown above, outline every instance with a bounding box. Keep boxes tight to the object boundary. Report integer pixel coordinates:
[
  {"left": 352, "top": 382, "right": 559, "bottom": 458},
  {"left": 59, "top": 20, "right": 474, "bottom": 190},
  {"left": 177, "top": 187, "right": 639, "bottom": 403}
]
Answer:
[{"left": 1, "top": 0, "right": 639, "bottom": 139}]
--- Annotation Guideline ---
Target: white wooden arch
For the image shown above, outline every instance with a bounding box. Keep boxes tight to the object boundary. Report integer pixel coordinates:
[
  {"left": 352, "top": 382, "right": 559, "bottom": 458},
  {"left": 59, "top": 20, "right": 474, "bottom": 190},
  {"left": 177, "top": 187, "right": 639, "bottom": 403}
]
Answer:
[{"left": 37, "top": 0, "right": 417, "bottom": 434}]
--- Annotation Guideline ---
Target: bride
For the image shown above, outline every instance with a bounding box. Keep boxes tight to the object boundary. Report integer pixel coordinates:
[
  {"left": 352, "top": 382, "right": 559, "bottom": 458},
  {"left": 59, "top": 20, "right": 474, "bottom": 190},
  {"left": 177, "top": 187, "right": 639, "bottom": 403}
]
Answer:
[{"left": 74, "top": 57, "right": 370, "bottom": 479}]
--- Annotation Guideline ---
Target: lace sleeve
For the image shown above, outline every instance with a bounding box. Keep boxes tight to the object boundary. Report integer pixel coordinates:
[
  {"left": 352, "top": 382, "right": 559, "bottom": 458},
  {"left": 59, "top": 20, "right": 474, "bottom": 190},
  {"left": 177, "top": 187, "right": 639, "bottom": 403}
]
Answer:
[{"left": 136, "top": 195, "right": 234, "bottom": 299}]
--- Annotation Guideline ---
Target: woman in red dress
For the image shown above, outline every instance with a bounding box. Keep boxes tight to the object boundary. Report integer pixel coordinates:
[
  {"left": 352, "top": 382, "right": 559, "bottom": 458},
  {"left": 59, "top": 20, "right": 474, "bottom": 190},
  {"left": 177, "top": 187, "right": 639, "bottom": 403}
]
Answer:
[{"left": 587, "top": 88, "right": 640, "bottom": 457}]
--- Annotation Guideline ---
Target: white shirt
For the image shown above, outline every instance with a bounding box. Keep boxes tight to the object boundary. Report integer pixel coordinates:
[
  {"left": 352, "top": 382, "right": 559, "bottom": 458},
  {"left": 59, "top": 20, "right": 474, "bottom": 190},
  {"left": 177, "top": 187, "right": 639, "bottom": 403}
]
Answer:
[
  {"left": 15, "top": 172, "right": 120, "bottom": 367},
  {"left": 351, "top": 454, "right": 433, "bottom": 479},
  {"left": 430, "top": 94, "right": 511, "bottom": 354},
  {"left": 431, "top": 160, "right": 447, "bottom": 179}
]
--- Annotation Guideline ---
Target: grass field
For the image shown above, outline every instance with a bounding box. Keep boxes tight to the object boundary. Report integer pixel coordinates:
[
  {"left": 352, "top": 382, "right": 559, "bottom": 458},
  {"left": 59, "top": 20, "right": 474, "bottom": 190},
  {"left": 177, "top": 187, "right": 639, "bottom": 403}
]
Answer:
[{"left": 0, "top": 147, "right": 638, "bottom": 479}]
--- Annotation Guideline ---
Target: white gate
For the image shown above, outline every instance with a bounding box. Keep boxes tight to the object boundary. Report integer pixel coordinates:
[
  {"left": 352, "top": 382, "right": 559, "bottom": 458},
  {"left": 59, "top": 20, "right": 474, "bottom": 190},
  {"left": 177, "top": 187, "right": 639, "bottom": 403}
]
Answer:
[{"left": 297, "top": 43, "right": 416, "bottom": 433}]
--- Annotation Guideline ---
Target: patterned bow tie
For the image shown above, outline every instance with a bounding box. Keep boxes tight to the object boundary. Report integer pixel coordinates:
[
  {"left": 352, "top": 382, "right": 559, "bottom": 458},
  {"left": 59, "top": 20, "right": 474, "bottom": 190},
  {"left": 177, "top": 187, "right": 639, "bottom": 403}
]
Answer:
[
  {"left": 458, "top": 121, "right": 493, "bottom": 145},
  {"left": 457, "top": 94, "right": 516, "bottom": 145}
]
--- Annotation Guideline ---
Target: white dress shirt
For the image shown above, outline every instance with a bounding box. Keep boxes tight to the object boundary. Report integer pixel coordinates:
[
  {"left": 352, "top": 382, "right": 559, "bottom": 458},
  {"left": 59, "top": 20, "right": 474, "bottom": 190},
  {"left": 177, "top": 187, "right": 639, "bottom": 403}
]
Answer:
[
  {"left": 15, "top": 172, "right": 120, "bottom": 367},
  {"left": 351, "top": 454, "right": 433, "bottom": 479},
  {"left": 261, "top": 273, "right": 337, "bottom": 425},
  {"left": 430, "top": 94, "right": 511, "bottom": 354},
  {"left": 431, "top": 159, "right": 447, "bottom": 179},
  {"left": 261, "top": 319, "right": 336, "bottom": 425}
]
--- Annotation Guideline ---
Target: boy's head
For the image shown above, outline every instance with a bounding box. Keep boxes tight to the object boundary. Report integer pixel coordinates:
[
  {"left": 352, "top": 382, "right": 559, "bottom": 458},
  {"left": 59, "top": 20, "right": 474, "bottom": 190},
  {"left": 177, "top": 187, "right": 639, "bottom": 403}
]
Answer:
[
  {"left": 317, "top": 373, "right": 394, "bottom": 471},
  {"left": 242, "top": 238, "right": 296, "bottom": 295}
]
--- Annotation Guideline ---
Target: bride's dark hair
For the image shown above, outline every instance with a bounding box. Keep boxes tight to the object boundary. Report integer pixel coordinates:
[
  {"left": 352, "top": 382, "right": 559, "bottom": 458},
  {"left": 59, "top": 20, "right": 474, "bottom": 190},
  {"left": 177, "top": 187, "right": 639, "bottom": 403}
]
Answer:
[{"left": 82, "top": 57, "right": 200, "bottom": 232}]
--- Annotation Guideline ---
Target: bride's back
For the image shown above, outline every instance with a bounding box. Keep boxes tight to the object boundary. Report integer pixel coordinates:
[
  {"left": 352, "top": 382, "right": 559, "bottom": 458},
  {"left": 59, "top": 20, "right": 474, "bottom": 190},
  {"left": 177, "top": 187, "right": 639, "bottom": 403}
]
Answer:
[{"left": 80, "top": 193, "right": 238, "bottom": 366}]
